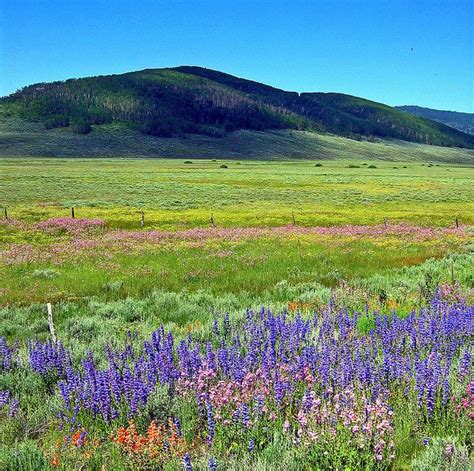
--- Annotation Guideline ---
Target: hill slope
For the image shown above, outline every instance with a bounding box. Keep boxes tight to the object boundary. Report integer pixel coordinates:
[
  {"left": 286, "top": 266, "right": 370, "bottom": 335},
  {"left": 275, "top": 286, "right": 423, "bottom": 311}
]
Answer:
[
  {"left": 1, "top": 66, "right": 474, "bottom": 150},
  {"left": 1, "top": 117, "right": 473, "bottom": 164},
  {"left": 397, "top": 105, "right": 474, "bottom": 136}
]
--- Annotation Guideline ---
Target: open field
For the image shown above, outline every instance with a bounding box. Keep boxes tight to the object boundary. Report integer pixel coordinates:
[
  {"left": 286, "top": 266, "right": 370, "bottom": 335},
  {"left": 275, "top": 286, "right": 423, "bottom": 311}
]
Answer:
[
  {"left": 2, "top": 157, "right": 474, "bottom": 227},
  {"left": 0, "top": 157, "right": 473, "bottom": 469},
  {"left": 1, "top": 158, "right": 473, "bottom": 306}
]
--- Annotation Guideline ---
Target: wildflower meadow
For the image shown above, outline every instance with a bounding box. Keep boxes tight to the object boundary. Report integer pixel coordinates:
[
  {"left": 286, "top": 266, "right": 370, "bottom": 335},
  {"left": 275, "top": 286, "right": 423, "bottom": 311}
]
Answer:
[{"left": 0, "top": 158, "right": 473, "bottom": 469}]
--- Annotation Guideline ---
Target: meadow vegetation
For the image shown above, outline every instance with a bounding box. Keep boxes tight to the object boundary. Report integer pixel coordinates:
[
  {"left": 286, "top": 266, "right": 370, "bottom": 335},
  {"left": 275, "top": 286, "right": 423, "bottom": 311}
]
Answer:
[{"left": 0, "top": 157, "right": 472, "bottom": 469}]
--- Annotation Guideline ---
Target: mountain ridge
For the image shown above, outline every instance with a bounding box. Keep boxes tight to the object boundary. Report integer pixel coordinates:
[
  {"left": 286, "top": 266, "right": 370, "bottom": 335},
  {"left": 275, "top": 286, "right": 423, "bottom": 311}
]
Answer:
[
  {"left": 1, "top": 66, "right": 474, "bottom": 150},
  {"left": 396, "top": 105, "right": 474, "bottom": 136}
]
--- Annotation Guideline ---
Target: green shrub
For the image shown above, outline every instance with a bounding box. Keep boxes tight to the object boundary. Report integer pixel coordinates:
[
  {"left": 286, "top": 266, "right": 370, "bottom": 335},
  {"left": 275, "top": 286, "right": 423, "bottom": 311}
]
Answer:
[
  {"left": 33, "top": 268, "right": 59, "bottom": 279},
  {"left": 348, "top": 164, "right": 360, "bottom": 168},
  {"left": 94, "top": 298, "right": 148, "bottom": 322},
  {"left": 63, "top": 316, "right": 102, "bottom": 342},
  {"left": 368, "top": 164, "right": 377, "bottom": 169},
  {"left": 0, "top": 440, "right": 49, "bottom": 471},
  {"left": 142, "top": 119, "right": 181, "bottom": 137},
  {"left": 220, "top": 164, "right": 228, "bottom": 169},
  {"left": 44, "top": 114, "right": 69, "bottom": 129},
  {"left": 314, "top": 163, "right": 323, "bottom": 167},
  {"left": 102, "top": 280, "right": 123, "bottom": 293},
  {"left": 411, "top": 436, "right": 470, "bottom": 471},
  {"left": 30, "top": 318, "right": 49, "bottom": 335},
  {"left": 70, "top": 119, "right": 92, "bottom": 134}
]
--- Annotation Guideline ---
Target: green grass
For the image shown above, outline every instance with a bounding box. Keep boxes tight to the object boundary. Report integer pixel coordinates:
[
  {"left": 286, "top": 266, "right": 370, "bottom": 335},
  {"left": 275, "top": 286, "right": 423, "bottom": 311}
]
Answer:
[
  {"left": 1, "top": 157, "right": 472, "bottom": 306},
  {"left": 3, "top": 233, "right": 467, "bottom": 305},
  {"left": 1, "top": 157, "right": 473, "bottom": 228}
]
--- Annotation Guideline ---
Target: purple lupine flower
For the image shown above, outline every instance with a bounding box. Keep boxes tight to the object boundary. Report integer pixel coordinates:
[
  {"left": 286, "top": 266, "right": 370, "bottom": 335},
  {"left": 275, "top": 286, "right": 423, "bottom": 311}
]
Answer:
[
  {"left": 206, "top": 401, "right": 215, "bottom": 444},
  {"left": 253, "top": 395, "right": 264, "bottom": 417},
  {"left": 459, "top": 349, "right": 471, "bottom": 378},
  {"left": 426, "top": 384, "right": 435, "bottom": 417},
  {"left": 241, "top": 403, "right": 250, "bottom": 429},
  {"left": 232, "top": 408, "right": 240, "bottom": 425},
  {"left": 28, "top": 339, "right": 70, "bottom": 377},
  {"left": 206, "top": 342, "right": 216, "bottom": 372},
  {"left": 0, "top": 337, "right": 14, "bottom": 371},
  {"left": 302, "top": 389, "right": 313, "bottom": 413},
  {"left": 442, "top": 378, "right": 450, "bottom": 406},
  {"left": 274, "top": 373, "right": 285, "bottom": 404},
  {"left": 183, "top": 453, "right": 193, "bottom": 471},
  {"left": 174, "top": 417, "right": 182, "bottom": 437},
  {"left": 248, "top": 439, "right": 255, "bottom": 452},
  {"left": 47, "top": 296, "right": 473, "bottom": 442},
  {"left": 0, "top": 390, "right": 10, "bottom": 407},
  {"left": 209, "top": 456, "right": 217, "bottom": 471},
  {"left": 224, "top": 313, "right": 230, "bottom": 338}
]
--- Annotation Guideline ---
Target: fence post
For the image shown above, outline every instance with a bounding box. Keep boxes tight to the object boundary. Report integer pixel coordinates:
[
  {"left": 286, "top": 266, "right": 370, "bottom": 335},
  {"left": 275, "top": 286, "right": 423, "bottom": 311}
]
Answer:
[
  {"left": 3, "top": 207, "right": 7, "bottom": 220},
  {"left": 292, "top": 211, "right": 296, "bottom": 226},
  {"left": 210, "top": 213, "right": 216, "bottom": 228},
  {"left": 140, "top": 211, "right": 145, "bottom": 228},
  {"left": 455, "top": 217, "right": 459, "bottom": 228},
  {"left": 71, "top": 207, "right": 75, "bottom": 219},
  {"left": 46, "top": 303, "right": 57, "bottom": 343}
]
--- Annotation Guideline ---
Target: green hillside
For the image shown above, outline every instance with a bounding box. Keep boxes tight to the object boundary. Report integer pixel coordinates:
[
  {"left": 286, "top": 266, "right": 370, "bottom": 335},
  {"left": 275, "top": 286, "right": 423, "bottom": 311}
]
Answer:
[
  {"left": 1, "top": 66, "right": 474, "bottom": 150},
  {"left": 397, "top": 105, "right": 474, "bottom": 135},
  {"left": 1, "top": 117, "right": 474, "bottom": 163}
]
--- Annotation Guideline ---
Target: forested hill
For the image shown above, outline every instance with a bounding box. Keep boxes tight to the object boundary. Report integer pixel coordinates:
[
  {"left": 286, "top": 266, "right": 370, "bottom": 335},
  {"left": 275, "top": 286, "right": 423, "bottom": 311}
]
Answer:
[
  {"left": 396, "top": 105, "right": 474, "bottom": 136},
  {"left": 1, "top": 66, "right": 474, "bottom": 149}
]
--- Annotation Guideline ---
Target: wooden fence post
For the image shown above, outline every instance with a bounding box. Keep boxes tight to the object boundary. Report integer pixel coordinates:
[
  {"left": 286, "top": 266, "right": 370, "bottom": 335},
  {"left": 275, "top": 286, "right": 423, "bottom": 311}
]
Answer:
[
  {"left": 292, "top": 211, "right": 296, "bottom": 226},
  {"left": 71, "top": 207, "right": 75, "bottom": 219},
  {"left": 46, "top": 303, "right": 57, "bottom": 343},
  {"left": 3, "top": 207, "right": 7, "bottom": 220},
  {"left": 140, "top": 211, "right": 145, "bottom": 228},
  {"left": 455, "top": 217, "right": 459, "bottom": 228},
  {"left": 210, "top": 213, "right": 216, "bottom": 228}
]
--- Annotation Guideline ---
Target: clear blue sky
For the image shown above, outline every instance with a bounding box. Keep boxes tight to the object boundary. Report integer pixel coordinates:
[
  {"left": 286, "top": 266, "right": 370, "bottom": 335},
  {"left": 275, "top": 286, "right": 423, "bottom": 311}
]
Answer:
[{"left": 1, "top": 0, "right": 473, "bottom": 111}]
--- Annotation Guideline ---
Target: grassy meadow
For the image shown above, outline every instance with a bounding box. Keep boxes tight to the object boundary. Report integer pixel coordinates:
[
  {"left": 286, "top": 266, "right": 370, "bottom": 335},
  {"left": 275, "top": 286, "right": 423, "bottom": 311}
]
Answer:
[
  {"left": 2, "top": 157, "right": 474, "bottom": 226},
  {"left": 1, "top": 158, "right": 473, "bottom": 305},
  {"left": 0, "top": 157, "right": 473, "bottom": 470}
]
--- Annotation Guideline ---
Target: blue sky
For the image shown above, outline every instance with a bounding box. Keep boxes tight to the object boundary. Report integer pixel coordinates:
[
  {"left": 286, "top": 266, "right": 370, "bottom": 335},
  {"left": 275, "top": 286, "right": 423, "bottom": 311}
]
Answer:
[{"left": 1, "top": 0, "right": 473, "bottom": 111}]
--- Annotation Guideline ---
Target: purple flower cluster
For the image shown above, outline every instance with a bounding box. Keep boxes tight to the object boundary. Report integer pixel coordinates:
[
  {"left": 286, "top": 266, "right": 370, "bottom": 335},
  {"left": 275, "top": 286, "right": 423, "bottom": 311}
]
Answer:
[
  {"left": 0, "top": 336, "right": 17, "bottom": 371},
  {"left": 38, "top": 298, "right": 470, "bottom": 429},
  {"left": 0, "top": 389, "right": 9, "bottom": 407},
  {"left": 28, "top": 339, "right": 70, "bottom": 377},
  {"left": 0, "top": 388, "right": 19, "bottom": 417},
  {"left": 0, "top": 337, "right": 20, "bottom": 417},
  {"left": 18, "top": 297, "right": 471, "bottom": 464}
]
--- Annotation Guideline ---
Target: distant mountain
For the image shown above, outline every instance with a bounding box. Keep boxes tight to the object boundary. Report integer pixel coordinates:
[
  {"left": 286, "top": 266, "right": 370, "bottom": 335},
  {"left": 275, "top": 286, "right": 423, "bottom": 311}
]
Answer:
[
  {"left": 1, "top": 66, "right": 474, "bottom": 149},
  {"left": 397, "top": 106, "right": 474, "bottom": 136}
]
